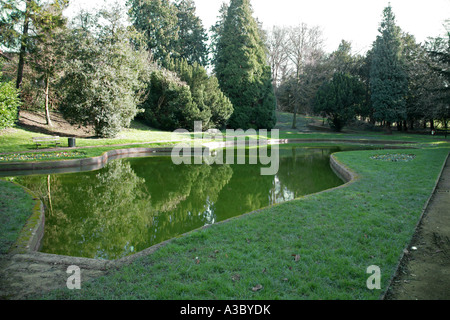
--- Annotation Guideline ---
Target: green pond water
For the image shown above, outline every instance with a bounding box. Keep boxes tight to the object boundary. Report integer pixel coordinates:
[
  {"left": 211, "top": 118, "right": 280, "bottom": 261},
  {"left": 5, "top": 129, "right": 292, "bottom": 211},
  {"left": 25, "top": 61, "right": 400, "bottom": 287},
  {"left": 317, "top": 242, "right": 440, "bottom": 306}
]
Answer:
[{"left": 10, "top": 145, "right": 355, "bottom": 260}]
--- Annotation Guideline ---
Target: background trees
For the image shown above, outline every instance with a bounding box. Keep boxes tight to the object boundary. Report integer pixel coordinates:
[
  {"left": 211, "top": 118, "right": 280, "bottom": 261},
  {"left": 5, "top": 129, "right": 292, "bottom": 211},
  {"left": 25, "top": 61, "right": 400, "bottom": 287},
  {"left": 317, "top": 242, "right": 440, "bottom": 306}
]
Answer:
[
  {"left": 0, "top": 0, "right": 447, "bottom": 135},
  {"left": 369, "top": 5, "right": 408, "bottom": 133},
  {"left": 213, "top": 0, "right": 277, "bottom": 130},
  {"left": 58, "top": 8, "right": 151, "bottom": 138},
  {"left": 127, "top": 0, "right": 209, "bottom": 67},
  {"left": 314, "top": 72, "right": 365, "bottom": 132}
]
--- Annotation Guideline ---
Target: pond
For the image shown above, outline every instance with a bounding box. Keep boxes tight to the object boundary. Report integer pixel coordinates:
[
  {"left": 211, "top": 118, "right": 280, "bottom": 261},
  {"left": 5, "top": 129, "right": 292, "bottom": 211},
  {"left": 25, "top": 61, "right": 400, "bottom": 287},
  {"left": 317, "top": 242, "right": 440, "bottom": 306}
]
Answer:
[{"left": 8, "top": 145, "right": 354, "bottom": 260}]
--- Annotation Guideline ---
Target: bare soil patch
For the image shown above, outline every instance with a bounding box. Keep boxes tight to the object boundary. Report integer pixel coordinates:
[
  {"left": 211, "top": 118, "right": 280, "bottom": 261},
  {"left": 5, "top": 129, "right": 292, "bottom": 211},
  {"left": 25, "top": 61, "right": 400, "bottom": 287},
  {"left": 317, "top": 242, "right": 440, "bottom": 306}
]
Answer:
[{"left": 18, "top": 110, "right": 96, "bottom": 138}]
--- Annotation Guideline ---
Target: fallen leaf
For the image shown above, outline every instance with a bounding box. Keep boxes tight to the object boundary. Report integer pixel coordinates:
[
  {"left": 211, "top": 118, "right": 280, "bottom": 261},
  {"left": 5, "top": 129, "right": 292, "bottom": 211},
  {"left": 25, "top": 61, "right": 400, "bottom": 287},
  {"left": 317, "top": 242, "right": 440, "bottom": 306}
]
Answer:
[{"left": 252, "top": 284, "right": 263, "bottom": 292}]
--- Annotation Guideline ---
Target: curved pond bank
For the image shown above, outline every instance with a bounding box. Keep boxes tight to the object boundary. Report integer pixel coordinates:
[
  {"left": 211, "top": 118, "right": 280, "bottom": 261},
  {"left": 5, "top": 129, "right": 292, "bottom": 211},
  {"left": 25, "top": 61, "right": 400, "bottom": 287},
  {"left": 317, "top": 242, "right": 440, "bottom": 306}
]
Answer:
[
  {"left": 0, "top": 139, "right": 427, "bottom": 300},
  {"left": 0, "top": 142, "right": 362, "bottom": 299}
]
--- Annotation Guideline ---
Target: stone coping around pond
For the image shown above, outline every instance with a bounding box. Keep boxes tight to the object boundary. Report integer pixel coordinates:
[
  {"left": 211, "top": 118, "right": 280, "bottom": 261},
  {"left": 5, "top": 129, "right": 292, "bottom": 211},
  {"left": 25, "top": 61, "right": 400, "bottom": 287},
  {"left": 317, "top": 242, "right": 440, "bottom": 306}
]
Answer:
[{"left": 8, "top": 181, "right": 45, "bottom": 255}]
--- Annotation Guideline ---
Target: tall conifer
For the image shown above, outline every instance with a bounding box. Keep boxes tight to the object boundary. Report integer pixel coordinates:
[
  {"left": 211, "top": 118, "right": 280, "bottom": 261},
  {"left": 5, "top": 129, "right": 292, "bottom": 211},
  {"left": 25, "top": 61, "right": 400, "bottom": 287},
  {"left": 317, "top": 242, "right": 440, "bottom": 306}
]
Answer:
[
  {"left": 370, "top": 4, "right": 408, "bottom": 133},
  {"left": 214, "top": 0, "right": 276, "bottom": 130}
]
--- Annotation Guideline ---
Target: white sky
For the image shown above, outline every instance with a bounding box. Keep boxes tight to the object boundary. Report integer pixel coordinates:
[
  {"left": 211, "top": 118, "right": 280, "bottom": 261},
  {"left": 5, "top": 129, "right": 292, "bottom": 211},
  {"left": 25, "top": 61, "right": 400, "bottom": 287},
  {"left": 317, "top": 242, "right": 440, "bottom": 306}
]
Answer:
[{"left": 65, "top": 0, "right": 450, "bottom": 54}]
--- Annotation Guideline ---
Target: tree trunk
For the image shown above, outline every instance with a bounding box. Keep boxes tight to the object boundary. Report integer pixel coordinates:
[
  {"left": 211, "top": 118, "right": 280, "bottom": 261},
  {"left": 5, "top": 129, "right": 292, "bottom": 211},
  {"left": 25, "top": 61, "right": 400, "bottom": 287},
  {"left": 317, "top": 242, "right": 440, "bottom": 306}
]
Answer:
[
  {"left": 445, "top": 120, "right": 448, "bottom": 139},
  {"left": 292, "top": 106, "right": 297, "bottom": 129},
  {"left": 44, "top": 76, "right": 52, "bottom": 127},
  {"left": 430, "top": 120, "right": 435, "bottom": 131},
  {"left": 15, "top": 0, "right": 32, "bottom": 122},
  {"left": 385, "top": 121, "right": 392, "bottom": 134}
]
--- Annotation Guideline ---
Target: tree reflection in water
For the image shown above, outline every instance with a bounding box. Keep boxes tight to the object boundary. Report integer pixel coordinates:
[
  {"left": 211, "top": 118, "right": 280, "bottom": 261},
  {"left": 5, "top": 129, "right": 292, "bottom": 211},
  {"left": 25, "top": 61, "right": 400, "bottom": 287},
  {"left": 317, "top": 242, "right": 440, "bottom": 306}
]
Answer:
[{"left": 13, "top": 146, "right": 347, "bottom": 259}]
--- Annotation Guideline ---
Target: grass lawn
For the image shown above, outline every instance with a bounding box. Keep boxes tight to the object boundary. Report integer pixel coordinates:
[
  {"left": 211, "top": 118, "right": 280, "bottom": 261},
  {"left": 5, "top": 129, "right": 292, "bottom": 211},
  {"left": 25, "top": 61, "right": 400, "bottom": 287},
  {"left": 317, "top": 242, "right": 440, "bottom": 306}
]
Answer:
[
  {"left": 0, "top": 180, "right": 35, "bottom": 254},
  {"left": 1, "top": 111, "right": 450, "bottom": 300}
]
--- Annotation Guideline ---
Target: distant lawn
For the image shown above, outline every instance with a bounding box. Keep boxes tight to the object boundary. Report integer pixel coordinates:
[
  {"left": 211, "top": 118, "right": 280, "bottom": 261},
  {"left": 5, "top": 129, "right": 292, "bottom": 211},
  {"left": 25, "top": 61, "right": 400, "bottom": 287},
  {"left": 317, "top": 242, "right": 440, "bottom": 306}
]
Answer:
[
  {"left": 0, "top": 123, "right": 190, "bottom": 154},
  {"left": 34, "top": 146, "right": 449, "bottom": 300},
  {"left": 2, "top": 112, "right": 448, "bottom": 162}
]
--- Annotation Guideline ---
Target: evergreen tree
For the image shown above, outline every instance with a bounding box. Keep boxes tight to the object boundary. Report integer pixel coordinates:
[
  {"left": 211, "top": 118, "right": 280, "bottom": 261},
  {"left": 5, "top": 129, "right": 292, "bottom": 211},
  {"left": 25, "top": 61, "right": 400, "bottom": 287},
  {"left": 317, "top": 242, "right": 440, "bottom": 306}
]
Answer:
[
  {"left": 58, "top": 10, "right": 150, "bottom": 138},
  {"left": 165, "top": 57, "right": 233, "bottom": 129},
  {"left": 127, "top": 0, "right": 179, "bottom": 64},
  {"left": 209, "top": 1, "right": 228, "bottom": 68},
  {"left": 427, "top": 31, "right": 450, "bottom": 133},
  {"left": 314, "top": 72, "right": 365, "bottom": 132},
  {"left": 370, "top": 4, "right": 408, "bottom": 133},
  {"left": 174, "top": 0, "right": 209, "bottom": 67},
  {"left": 0, "top": 72, "right": 22, "bottom": 129},
  {"left": 143, "top": 68, "right": 201, "bottom": 131},
  {"left": 28, "top": 0, "right": 68, "bottom": 127},
  {"left": 214, "top": 0, "right": 277, "bottom": 130}
]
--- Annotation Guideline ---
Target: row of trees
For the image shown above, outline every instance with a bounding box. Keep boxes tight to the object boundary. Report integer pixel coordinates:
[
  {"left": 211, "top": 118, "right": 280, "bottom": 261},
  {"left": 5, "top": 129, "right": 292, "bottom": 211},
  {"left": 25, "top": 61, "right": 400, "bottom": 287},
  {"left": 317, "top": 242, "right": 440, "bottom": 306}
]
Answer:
[
  {"left": 266, "top": 5, "right": 449, "bottom": 132},
  {"left": 0, "top": 0, "right": 277, "bottom": 137},
  {"left": 1, "top": 1, "right": 447, "bottom": 135}
]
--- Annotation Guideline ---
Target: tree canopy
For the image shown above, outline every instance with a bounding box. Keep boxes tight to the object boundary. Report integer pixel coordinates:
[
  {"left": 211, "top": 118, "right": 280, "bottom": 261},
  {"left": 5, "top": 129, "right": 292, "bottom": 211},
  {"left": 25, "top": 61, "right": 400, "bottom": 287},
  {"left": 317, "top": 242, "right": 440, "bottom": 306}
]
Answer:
[{"left": 213, "top": 0, "right": 277, "bottom": 130}]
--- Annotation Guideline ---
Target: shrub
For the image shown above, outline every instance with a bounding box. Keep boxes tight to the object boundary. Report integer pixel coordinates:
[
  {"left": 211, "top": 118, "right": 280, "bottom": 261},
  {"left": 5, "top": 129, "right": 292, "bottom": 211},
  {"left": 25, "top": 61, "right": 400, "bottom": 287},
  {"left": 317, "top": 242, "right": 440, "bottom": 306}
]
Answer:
[
  {"left": 0, "top": 77, "right": 21, "bottom": 130},
  {"left": 143, "top": 69, "right": 203, "bottom": 131}
]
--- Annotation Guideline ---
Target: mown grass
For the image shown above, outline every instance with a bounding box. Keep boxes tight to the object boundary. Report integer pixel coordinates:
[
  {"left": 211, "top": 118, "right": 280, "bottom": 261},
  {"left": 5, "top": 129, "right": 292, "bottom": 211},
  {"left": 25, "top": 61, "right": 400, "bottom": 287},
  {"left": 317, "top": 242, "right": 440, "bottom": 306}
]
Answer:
[
  {"left": 0, "top": 122, "right": 190, "bottom": 154},
  {"left": 34, "top": 146, "right": 449, "bottom": 300}
]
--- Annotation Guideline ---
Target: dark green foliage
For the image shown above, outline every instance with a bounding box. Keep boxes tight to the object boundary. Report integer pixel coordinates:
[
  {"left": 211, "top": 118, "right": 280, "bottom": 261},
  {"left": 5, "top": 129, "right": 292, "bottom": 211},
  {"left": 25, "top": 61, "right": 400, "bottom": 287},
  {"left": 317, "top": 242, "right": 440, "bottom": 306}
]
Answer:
[
  {"left": 174, "top": 0, "right": 209, "bottom": 66},
  {"left": 58, "top": 13, "right": 150, "bottom": 138},
  {"left": 143, "top": 69, "right": 201, "bottom": 131},
  {"left": 127, "top": 0, "right": 179, "bottom": 64},
  {"left": 0, "top": 75, "right": 21, "bottom": 129},
  {"left": 165, "top": 58, "right": 233, "bottom": 129},
  {"left": 427, "top": 32, "right": 450, "bottom": 129},
  {"left": 370, "top": 5, "right": 408, "bottom": 131},
  {"left": 142, "top": 58, "right": 233, "bottom": 131},
  {"left": 128, "top": 0, "right": 209, "bottom": 67},
  {"left": 314, "top": 73, "right": 365, "bottom": 132},
  {"left": 213, "top": 0, "right": 277, "bottom": 130}
]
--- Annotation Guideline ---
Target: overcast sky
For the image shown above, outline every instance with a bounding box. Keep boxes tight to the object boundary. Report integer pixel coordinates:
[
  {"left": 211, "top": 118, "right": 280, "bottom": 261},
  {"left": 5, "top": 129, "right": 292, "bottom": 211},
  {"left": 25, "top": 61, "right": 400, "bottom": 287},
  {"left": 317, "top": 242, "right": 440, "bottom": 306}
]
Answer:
[{"left": 65, "top": 0, "right": 450, "bottom": 54}]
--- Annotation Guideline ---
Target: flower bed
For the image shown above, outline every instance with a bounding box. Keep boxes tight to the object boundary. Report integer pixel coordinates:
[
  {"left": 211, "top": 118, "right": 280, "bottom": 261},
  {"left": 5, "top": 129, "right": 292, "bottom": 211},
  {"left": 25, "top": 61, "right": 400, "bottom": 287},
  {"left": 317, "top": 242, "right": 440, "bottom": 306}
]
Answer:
[
  {"left": 370, "top": 153, "right": 416, "bottom": 162},
  {"left": 0, "top": 151, "right": 86, "bottom": 162}
]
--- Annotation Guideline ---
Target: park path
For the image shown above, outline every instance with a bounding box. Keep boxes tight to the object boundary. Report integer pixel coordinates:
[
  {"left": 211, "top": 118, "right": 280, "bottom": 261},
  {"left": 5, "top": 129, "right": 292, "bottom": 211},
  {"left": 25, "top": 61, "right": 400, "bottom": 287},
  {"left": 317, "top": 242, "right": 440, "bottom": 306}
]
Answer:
[{"left": 386, "top": 152, "right": 450, "bottom": 300}]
